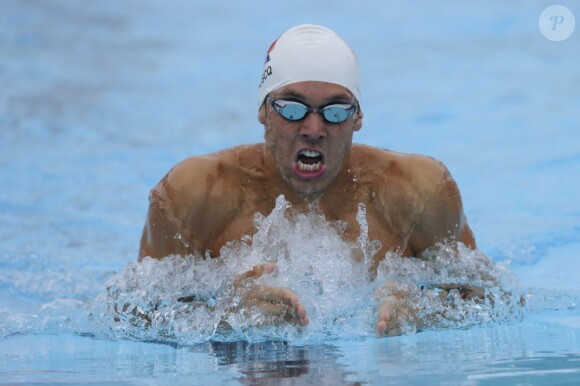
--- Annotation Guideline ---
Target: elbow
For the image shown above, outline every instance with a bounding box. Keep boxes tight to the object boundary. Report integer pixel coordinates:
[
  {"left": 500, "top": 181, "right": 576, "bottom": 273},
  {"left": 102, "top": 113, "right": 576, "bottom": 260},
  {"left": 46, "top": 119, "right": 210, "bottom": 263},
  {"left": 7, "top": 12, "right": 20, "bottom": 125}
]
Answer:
[{"left": 458, "top": 220, "right": 477, "bottom": 249}]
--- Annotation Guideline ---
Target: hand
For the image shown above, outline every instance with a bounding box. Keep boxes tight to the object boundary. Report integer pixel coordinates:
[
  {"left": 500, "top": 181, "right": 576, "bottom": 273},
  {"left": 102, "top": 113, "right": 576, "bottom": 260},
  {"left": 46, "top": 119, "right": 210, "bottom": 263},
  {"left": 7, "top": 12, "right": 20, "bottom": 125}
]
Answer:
[
  {"left": 232, "top": 263, "right": 309, "bottom": 326},
  {"left": 376, "top": 298, "right": 419, "bottom": 337},
  {"left": 375, "top": 282, "right": 418, "bottom": 337},
  {"left": 375, "top": 283, "right": 488, "bottom": 336}
]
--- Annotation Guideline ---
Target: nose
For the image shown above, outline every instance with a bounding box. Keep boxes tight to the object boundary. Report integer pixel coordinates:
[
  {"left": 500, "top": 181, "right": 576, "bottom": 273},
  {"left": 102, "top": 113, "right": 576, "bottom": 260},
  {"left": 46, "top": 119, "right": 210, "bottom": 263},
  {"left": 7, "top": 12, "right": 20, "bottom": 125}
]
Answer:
[{"left": 299, "top": 112, "right": 326, "bottom": 140}]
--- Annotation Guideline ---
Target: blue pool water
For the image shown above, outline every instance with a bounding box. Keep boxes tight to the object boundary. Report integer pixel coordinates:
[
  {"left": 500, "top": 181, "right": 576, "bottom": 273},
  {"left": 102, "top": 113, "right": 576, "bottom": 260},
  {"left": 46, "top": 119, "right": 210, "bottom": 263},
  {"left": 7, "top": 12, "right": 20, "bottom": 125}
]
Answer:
[{"left": 1, "top": 0, "right": 580, "bottom": 384}]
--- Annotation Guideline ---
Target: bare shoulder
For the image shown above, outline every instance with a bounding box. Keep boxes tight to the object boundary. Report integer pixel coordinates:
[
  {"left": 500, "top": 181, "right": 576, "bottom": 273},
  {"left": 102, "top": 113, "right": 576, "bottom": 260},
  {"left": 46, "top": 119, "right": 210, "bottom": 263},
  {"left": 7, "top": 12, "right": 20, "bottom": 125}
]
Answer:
[
  {"left": 152, "top": 144, "right": 266, "bottom": 217},
  {"left": 351, "top": 144, "right": 474, "bottom": 252},
  {"left": 351, "top": 144, "right": 450, "bottom": 195}
]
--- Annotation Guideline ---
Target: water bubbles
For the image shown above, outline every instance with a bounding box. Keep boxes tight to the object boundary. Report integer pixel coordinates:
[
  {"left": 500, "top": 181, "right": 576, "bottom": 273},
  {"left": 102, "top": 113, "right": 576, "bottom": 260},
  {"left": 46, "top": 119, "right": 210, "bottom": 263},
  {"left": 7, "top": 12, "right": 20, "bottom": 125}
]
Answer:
[
  {"left": 92, "top": 195, "right": 526, "bottom": 344},
  {"left": 173, "top": 233, "right": 191, "bottom": 248},
  {"left": 355, "top": 203, "right": 382, "bottom": 278}
]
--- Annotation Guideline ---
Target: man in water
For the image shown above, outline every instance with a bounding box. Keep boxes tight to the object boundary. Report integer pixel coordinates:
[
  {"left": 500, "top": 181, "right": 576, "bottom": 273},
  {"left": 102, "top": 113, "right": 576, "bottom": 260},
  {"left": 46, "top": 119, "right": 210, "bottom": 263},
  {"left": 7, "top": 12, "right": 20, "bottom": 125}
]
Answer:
[{"left": 138, "top": 24, "right": 477, "bottom": 336}]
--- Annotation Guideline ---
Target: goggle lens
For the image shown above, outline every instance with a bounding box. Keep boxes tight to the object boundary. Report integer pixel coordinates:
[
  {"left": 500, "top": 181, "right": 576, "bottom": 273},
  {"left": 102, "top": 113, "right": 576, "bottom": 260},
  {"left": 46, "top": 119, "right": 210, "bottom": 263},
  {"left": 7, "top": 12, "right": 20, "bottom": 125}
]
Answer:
[{"left": 271, "top": 99, "right": 355, "bottom": 124}]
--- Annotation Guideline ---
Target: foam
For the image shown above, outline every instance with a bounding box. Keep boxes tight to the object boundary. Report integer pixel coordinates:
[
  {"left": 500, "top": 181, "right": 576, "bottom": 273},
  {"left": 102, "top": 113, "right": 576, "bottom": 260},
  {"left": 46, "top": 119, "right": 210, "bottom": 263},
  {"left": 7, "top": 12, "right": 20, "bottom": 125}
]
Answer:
[{"left": 90, "top": 195, "right": 530, "bottom": 344}]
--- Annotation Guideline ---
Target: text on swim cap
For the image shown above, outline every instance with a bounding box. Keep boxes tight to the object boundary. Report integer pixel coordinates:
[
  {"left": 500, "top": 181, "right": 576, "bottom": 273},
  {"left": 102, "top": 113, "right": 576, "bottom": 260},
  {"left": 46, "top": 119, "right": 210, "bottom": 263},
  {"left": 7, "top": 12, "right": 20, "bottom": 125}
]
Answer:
[{"left": 259, "top": 66, "right": 272, "bottom": 88}]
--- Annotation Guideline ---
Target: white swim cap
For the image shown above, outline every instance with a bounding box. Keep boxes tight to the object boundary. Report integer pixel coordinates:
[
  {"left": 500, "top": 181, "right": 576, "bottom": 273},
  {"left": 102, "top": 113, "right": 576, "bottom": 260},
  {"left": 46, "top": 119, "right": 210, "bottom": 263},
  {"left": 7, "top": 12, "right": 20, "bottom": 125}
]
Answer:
[{"left": 257, "top": 24, "right": 360, "bottom": 108}]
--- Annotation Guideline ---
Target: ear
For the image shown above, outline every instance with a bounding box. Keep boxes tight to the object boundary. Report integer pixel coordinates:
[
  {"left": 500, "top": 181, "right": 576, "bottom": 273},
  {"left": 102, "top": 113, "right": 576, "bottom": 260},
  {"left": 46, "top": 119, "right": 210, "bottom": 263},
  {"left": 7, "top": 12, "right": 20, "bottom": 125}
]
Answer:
[
  {"left": 258, "top": 104, "right": 266, "bottom": 125},
  {"left": 352, "top": 109, "right": 363, "bottom": 132}
]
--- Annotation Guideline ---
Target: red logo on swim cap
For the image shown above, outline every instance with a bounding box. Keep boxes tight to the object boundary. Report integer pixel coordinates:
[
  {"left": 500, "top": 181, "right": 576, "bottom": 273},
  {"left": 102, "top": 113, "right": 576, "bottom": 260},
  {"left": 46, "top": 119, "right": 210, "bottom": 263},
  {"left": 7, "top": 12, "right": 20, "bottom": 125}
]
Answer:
[
  {"left": 267, "top": 38, "right": 278, "bottom": 54},
  {"left": 264, "top": 37, "right": 279, "bottom": 63}
]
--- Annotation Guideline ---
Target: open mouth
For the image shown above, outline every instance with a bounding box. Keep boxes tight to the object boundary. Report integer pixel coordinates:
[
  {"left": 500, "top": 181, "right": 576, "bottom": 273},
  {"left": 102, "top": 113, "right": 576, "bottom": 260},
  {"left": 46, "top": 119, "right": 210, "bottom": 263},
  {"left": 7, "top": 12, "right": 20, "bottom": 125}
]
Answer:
[{"left": 293, "top": 149, "right": 326, "bottom": 178}]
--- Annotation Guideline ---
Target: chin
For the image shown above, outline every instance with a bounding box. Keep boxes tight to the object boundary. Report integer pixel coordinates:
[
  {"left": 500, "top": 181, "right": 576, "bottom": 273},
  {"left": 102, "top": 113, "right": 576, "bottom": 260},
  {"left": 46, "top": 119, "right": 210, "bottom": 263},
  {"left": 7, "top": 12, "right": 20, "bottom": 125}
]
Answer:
[{"left": 289, "top": 179, "right": 329, "bottom": 198}]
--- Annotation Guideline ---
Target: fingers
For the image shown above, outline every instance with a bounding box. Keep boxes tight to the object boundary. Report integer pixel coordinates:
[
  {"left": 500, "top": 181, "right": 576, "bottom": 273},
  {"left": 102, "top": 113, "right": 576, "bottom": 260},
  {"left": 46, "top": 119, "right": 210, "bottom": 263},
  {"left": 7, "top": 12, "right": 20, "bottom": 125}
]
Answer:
[
  {"left": 376, "top": 303, "right": 391, "bottom": 336},
  {"left": 251, "top": 296, "right": 309, "bottom": 325},
  {"left": 232, "top": 263, "right": 309, "bottom": 326},
  {"left": 253, "top": 286, "right": 309, "bottom": 325},
  {"left": 241, "top": 286, "right": 309, "bottom": 326},
  {"left": 376, "top": 301, "right": 399, "bottom": 337},
  {"left": 376, "top": 295, "right": 419, "bottom": 337},
  {"left": 233, "top": 263, "right": 276, "bottom": 288},
  {"left": 268, "top": 288, "right": 308, "bottom": 325}
]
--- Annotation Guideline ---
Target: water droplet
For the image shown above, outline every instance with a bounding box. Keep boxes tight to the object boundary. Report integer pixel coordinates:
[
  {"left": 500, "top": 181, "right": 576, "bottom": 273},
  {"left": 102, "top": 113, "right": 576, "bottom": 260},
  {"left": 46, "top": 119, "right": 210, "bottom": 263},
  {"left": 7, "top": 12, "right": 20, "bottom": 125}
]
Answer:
[{"left": 97, "top": 195, "right": 521, "bottom": 344}]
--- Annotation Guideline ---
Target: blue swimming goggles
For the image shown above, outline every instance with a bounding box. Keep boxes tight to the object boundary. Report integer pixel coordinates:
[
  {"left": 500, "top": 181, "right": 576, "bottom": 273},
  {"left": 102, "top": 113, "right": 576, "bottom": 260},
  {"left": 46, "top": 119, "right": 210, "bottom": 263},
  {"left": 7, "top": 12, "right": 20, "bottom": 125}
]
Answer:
[{"left": 270, "top": 98, "right": 357, "bottom": 124}]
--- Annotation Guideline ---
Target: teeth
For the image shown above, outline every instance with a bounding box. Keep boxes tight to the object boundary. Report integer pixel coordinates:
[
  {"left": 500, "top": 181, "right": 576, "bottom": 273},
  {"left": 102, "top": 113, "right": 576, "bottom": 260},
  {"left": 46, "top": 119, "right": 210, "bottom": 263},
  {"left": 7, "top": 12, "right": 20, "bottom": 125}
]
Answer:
[
  {"left": 298, "top": 160, "right": 321, "bottom": 172},
  {"left": 300, "top": 150, "right": 320, "bottom": 157}
]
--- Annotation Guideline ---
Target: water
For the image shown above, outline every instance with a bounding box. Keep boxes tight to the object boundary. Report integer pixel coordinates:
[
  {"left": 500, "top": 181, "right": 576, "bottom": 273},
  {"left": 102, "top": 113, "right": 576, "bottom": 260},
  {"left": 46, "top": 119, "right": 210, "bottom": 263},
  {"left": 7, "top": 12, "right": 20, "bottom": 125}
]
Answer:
[
  {"left": 1, "top": 0, "right": 580, "bottom": 384},
  {"left": 96, "top": 196, "right": 525, "bottom": 345}
]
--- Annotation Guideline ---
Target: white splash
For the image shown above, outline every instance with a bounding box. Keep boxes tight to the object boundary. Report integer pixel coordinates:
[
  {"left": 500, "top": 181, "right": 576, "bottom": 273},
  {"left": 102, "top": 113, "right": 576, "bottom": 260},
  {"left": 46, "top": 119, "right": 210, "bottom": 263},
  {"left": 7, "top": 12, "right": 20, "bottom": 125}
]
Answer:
[{"left": 90, "top": 195, "right": 528, "bottom": 344}]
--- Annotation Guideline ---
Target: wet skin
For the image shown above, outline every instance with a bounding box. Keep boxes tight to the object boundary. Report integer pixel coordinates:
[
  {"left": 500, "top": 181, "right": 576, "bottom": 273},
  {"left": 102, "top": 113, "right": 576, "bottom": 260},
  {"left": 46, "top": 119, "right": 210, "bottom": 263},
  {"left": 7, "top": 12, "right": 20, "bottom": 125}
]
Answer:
[{"left": 138, "top": 81, "right": 476, "bottom": 336}]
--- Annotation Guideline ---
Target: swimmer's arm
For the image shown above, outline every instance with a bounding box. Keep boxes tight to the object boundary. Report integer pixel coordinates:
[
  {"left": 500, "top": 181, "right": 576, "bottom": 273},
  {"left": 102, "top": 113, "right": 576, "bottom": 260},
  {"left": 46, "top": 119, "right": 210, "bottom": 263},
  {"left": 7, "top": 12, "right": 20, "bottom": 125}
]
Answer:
[
  {"left": 138, "top": 181, "right": 196, "bottom": 260},
  {"left": 138, "top": 155, "right": 245, "bottom": 261},
  {"left": 138, "top": 157, "right": 222, "bottom": 261},
  {"left": 410, "top": 164, "right": 476, "bottom": 255},
  {"left": 377, "top": 162, "right": 478, "bottom": 336}
]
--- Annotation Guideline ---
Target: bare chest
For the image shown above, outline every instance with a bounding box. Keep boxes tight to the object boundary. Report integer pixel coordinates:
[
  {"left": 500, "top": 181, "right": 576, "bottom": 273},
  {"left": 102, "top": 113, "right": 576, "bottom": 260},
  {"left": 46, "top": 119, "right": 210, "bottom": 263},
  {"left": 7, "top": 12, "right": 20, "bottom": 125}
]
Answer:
[{"left": 205, "top": 198, "right": 414, "bottom": 267}]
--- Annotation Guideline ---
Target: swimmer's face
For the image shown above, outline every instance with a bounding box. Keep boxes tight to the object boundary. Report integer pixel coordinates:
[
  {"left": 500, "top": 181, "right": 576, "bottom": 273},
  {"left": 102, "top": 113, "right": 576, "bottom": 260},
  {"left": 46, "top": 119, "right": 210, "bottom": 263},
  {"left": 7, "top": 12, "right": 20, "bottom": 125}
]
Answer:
[{"left": 259, "top": 81, "right": 363, "bottom": 197}]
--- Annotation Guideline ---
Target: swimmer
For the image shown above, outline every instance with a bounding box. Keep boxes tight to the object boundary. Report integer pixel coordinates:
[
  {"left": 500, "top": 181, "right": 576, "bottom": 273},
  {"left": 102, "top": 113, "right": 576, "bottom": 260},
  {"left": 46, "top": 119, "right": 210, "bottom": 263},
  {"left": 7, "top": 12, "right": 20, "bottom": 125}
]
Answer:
[{"left": 138, "top": 24, "right": 478, "bottom": 336}]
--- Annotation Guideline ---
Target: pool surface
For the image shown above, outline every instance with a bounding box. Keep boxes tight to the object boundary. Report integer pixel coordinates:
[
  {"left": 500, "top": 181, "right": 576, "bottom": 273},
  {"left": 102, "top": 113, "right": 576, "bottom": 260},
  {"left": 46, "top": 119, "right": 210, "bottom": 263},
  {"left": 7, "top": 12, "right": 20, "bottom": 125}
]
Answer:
[{"left": 1, "top": 1, "right": 579, "bottom": 384}]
